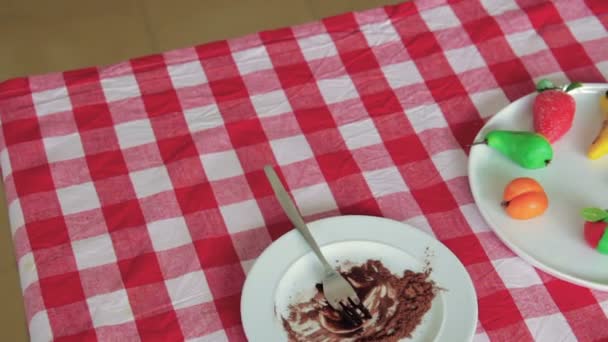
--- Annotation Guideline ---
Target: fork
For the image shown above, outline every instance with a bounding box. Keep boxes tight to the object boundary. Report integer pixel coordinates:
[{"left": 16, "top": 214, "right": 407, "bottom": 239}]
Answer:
[{"left": 263, "top": 165, "right": 371, "bottom": 326}]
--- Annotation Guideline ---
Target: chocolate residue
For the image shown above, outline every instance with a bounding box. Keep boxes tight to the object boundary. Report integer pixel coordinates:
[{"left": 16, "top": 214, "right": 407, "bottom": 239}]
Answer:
[{"left": 282, "top": 260, "right": 438, "bottom": 342}]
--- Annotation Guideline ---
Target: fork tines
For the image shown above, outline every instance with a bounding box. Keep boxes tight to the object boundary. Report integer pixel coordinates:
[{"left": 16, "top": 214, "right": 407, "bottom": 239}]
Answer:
[
  {"left": 338, "top": 298, "right": 372, "bottom": 327},
  {"left": 349, "top": 297, "right": 372, "bottom": 319}
]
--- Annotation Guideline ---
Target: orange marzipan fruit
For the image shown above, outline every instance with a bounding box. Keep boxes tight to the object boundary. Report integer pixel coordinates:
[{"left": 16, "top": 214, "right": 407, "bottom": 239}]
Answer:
[{"left": 502, "top": 177, "right": 548, "bottom": 220}]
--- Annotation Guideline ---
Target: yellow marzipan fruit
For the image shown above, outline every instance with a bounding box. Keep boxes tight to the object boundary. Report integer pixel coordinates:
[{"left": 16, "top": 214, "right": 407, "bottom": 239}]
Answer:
[{"left": 587, "top": 91, "right": 608, "bottom": 160}]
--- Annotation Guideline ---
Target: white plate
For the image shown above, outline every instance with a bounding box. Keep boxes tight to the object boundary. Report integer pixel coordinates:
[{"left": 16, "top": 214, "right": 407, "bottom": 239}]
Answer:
[
  {"left": 241, "top": 215, "right": 477, "bottom": 341},
  {"left": 468, "top": 83, "right": 608, "bottom": 291}
]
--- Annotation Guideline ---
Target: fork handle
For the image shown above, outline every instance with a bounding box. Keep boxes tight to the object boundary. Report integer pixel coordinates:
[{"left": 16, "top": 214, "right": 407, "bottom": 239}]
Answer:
[{"left": 264, "top": 165, "right": 334, "bottom": 273}]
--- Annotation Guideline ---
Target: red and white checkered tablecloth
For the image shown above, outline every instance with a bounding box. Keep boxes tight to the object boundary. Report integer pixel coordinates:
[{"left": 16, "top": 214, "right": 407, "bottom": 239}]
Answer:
[{"left": 0, "top": 0, "right": 607, "bottom": 341}]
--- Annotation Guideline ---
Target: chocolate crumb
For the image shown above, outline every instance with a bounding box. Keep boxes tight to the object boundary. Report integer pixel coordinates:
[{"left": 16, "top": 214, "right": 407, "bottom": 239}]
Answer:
[{"left": 281, "top": 259, "right": 439, "bottom": 341}]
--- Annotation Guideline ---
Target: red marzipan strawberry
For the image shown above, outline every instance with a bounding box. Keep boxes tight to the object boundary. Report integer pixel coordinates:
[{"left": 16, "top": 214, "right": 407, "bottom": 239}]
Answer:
[
  {"left": 581, "top": 207, "right": 608, "bottom": 255},
  {"left": 532, "top": 79, "right": 582, "bottom": 143}
]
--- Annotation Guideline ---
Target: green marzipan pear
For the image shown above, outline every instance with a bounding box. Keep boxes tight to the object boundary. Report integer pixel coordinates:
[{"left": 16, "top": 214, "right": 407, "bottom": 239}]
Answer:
[{"left": 480, "top": 130, "right": 553, "bottom": 169}]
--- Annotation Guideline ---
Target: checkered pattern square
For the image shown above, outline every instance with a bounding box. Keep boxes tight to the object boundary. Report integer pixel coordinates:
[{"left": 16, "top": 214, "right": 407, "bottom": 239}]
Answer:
[{"left": 0, "top": 0, "right": 607, "bottom": 341}]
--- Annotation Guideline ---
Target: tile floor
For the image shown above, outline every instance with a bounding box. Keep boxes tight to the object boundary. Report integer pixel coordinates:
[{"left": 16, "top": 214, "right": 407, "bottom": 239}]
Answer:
[{"left": 0, "top": 0, "right": 404, "bottom": 340}]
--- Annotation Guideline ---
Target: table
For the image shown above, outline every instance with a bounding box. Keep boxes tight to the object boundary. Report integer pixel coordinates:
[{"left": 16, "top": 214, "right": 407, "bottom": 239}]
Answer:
[{"left": 0, "top": 0, "right": 606, "bottom": 340}]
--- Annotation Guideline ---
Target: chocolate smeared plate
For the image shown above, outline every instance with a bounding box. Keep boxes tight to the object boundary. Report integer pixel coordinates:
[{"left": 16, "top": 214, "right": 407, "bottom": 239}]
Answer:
[
  {"left": 241, "top": 215, "right": 477, "bottom": 341},
  {"left": 281, "top": 259, "right": 439, "bottom": 341}
]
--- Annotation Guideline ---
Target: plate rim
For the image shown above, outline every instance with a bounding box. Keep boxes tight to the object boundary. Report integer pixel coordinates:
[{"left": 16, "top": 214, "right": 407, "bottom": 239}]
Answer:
[
  {"left": 467, "top": 82, "right": 608, "bottom": 291},
  {"left": 240, "top": 214, "right": 478, "bottom": 342}
]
